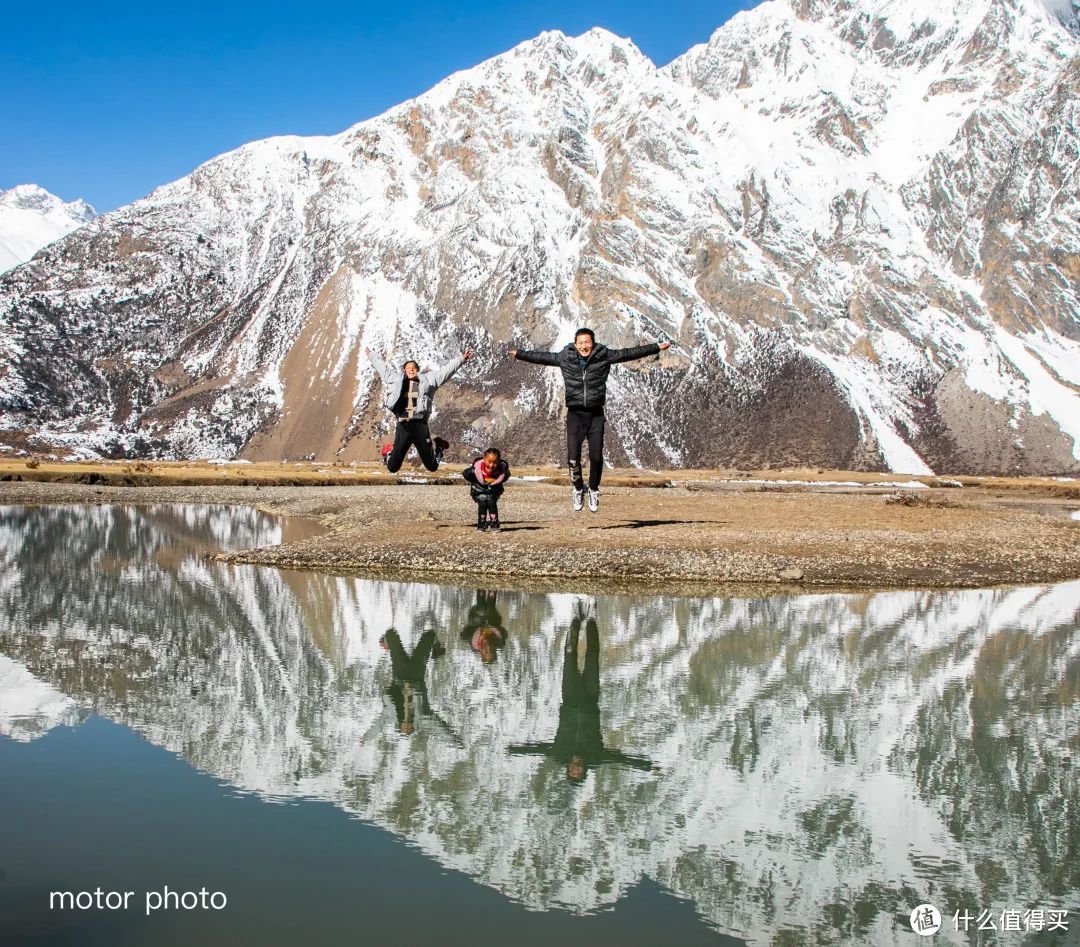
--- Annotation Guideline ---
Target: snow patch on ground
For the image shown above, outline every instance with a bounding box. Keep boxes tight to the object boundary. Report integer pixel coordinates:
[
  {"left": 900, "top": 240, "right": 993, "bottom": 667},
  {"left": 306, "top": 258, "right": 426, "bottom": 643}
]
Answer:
[
  {"left": 805, "top": 349, "right": 934, "bottom": 475},
  {"left": 709, "top": 478, "right": 930, "bottom": 488},
  {"left": 995, "top": 328, "right": 1080, "bottom": 460}
]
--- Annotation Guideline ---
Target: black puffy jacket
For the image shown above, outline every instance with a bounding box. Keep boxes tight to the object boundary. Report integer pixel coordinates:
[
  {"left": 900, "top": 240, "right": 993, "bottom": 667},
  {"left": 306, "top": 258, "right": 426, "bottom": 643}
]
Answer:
[{"left": 515, "top": 341, "right": 661, "bottom": 410}]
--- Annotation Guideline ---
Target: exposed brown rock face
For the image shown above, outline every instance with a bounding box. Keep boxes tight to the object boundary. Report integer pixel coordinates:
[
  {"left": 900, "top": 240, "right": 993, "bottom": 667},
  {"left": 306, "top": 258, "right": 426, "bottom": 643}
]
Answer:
[{"left": 0, "top": 0, "right": 1077, "bottom": 474}]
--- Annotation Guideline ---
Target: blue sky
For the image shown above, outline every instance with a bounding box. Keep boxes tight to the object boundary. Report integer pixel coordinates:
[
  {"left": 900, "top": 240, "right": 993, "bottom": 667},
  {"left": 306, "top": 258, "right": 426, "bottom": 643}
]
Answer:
[{"left": 1, "top": 1, "right": 753, "bottom": 213}]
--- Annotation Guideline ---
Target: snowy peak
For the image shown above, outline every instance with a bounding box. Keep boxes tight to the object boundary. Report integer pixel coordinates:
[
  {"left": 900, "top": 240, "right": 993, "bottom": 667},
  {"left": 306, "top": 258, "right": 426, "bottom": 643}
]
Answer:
[
  {"left": 668, "top": 0, "right": 1075, "bottom": 98},
  {"left": 0, "top": 184, "right": 96, "bottom": 273},
  {"left": 397, "top": 24, "right": 657, "bottom": 126},
  {"left": 0, "top": 184, "right": 95, "bottom": 223},
  {"left": 791, "top": 0, "right": 1071, "bottom": 34},
  {"left": 483, "top": 26, "right": 653, "bottom": 76}
]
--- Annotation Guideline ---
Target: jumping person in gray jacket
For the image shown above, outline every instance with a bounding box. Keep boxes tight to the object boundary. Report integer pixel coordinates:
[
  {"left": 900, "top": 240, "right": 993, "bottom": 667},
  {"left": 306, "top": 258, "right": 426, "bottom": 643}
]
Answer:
[
  {"left": 366, "top": 346, "right": 472, "bottom": 472},
  {"left": 509, "top": 328, "right": 669, "bottom": 512}
]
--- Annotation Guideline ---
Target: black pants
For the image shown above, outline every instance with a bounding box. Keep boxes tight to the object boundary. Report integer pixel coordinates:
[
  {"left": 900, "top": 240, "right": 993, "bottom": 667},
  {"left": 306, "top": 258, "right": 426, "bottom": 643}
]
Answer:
[
  {"left": 563, "top": 617, "right": 600, "bottom": 706},
  {"left": 387, "top": 418, "right": 438, "bottom": 473},
  {"left": 566, "top": 409, "right": 605, "bottom": 491},
  {"left": 463, "top": 468, "right": 503, "bottom": 522},
  {"left": 385, "top": 630, "right": 436, "bottom": 730},
  {"left": 386, "top": 629, "right": 437, "bottom": 680}
]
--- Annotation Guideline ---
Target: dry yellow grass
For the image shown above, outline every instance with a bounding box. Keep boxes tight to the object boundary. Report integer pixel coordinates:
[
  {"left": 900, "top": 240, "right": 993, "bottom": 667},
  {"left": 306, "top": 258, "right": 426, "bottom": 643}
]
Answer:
[{"left": 1, "top": 458, "right": 1076, "bottom": 497}]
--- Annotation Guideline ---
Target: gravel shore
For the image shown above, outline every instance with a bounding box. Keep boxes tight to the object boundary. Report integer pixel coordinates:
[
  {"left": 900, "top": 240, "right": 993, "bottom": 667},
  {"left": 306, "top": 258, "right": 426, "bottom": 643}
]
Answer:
[{"left": 2, "top": 474, "right": 1078, "bottom": 592}]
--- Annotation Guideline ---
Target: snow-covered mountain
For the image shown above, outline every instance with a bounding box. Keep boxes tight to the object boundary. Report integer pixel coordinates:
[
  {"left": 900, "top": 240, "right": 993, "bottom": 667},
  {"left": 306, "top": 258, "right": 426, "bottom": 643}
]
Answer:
[
  {"left": 1, "top": 0, "right": 1077, "bottom": 473},
  {"left": 0, "top": 184, "right": 95, "bottom": 274},
  {"left": 1, "top": 504, "right": 1077, "bottom": 943}
]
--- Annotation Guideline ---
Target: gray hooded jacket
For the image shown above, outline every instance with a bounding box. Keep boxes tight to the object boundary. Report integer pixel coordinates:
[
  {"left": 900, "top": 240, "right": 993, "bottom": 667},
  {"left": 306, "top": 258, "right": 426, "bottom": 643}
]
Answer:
[{"left": 369, "top": 351, "right": 466, "bottom": 419}]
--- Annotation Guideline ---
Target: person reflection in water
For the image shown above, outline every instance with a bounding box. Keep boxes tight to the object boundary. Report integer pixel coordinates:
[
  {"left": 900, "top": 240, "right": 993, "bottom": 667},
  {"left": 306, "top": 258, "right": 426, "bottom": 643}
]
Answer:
[
  {"left": 380, "top": 628, "right": 454, "bottom": 738},
  {"left": 509, "top": 606, "right": 653, "bottom": 782},
  {"left": 460, "top": 590, "right": 507, "bottom": 664}
]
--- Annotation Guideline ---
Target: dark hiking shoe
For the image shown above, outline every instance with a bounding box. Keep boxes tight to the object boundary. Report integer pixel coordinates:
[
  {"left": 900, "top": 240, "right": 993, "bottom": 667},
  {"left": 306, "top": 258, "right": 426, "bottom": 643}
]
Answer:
[
  {"left": 431, "top": 639, "right": 446, "bottom": 659},
  {"left": 433, "top": 437, "right": 449, "bottom": 464}
]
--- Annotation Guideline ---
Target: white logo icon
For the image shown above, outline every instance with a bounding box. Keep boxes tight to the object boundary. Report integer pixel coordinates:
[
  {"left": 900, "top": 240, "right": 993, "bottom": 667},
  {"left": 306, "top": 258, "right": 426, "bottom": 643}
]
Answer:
[{"left": 910, "top": 904, "right": 942, "bottom": 936}]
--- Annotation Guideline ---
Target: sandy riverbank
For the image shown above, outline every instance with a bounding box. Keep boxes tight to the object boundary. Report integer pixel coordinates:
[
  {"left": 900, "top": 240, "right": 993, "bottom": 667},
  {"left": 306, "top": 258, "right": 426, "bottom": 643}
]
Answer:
[{"left": 1, "top": 461, "right": 1077, "bottom": 591}]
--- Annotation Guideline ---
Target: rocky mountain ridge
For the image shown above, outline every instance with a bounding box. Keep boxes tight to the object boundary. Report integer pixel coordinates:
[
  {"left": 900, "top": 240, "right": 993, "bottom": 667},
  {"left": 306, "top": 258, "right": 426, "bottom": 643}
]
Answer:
[{"left": 0, "top": 0, "right": 1077, "bottom": 473}]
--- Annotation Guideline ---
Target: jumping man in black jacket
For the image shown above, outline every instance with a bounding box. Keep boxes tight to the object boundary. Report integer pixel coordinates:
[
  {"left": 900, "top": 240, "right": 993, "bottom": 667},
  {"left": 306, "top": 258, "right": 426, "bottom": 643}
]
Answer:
[{"left": 509, "top": 328, "right": 670, "bottom": 512}]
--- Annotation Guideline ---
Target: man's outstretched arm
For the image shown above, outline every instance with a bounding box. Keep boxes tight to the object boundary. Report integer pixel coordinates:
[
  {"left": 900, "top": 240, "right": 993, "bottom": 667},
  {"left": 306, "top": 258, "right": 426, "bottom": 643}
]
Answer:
[
  {"left": 600, "top": 749, "right": 657, "bottom": 771},
  {"left": 508, "top": 348, "right": 560, "bottom": 366},
  {"left": 608, "top": 341, "right": 670, "bottom": 364},
  {"left": 508, "top": 742, "right": 556, "bottom": 757}
]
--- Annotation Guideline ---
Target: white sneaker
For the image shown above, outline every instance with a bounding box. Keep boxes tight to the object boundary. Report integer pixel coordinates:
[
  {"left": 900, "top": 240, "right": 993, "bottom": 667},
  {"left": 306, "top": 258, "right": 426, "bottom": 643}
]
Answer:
[
  {"left": 572, "top": 489, "right": 584, "bottom": 512},
  {"left": 588, "top": 489, "right": 600, "bottom": 513}
]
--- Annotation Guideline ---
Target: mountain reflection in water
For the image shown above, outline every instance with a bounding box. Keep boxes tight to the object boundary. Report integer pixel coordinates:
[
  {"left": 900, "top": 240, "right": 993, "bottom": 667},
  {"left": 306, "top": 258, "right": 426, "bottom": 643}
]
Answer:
[{"left": 0, "top": 504, "right": 1077, "bottom": 945}]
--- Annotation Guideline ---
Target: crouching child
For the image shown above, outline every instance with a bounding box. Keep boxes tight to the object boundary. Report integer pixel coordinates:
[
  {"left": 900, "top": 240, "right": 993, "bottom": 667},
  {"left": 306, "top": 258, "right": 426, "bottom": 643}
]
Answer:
[{"left": 463, "top": 448, "right": 510, "bottom": 531}]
